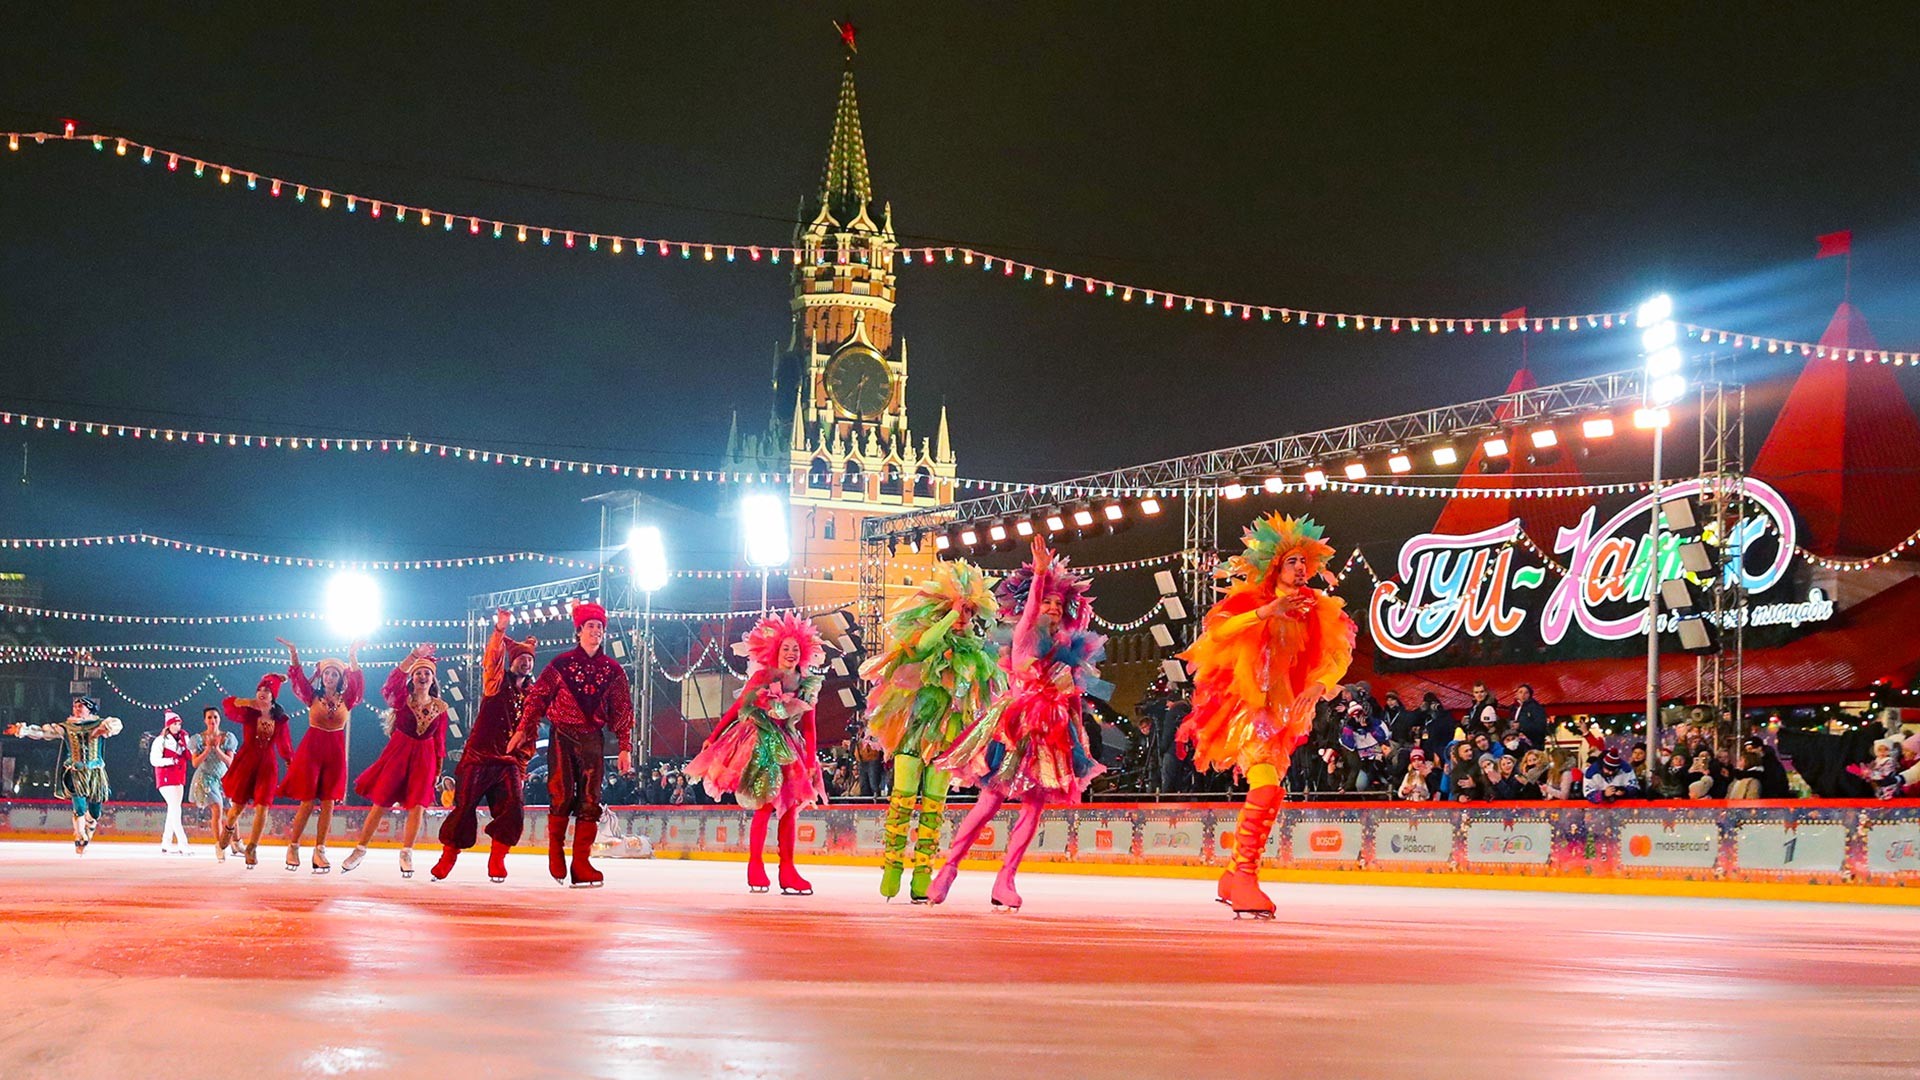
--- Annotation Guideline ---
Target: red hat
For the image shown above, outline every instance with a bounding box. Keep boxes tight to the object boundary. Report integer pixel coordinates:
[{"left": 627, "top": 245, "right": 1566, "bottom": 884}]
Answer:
[
  {"left": 506, "top": 635, "right": 537, "bottom": 661},
  {"left": 572, "top": 602, "right": 608, "bottom": 629},
  {"left": 256, "top": 673, "right": 285, "bottom": 696}
]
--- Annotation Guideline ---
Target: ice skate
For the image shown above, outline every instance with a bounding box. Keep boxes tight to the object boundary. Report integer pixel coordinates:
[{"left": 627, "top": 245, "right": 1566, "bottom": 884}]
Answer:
[
  {"left": 341, "top": 844, "right": 368, "bottom": 873},
  {"left": 398, "top": 848, "right": 414, "bottom": 878},
  {"left": 311, "top": 846, "right": 330, "bottom": 874},
  {"left": 285, "top": 842, "right": 301, "bottom": 871}
]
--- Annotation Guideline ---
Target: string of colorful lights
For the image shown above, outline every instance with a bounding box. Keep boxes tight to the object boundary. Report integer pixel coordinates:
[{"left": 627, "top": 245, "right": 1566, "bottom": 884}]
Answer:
[{"left": 9, "top": 125, "right": 1912, "bottom": 363}]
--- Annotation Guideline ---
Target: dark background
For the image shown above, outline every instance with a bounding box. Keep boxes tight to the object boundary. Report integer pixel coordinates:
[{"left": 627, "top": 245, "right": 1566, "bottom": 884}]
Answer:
[{"left": 2, "top": 3, "right": 1918, "bottom": 712}]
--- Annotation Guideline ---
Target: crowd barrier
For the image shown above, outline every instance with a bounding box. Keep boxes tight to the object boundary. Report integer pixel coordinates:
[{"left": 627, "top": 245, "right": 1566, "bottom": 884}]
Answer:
[{"left": 9, "top": 797, "right": 1920, "bottom": 895}]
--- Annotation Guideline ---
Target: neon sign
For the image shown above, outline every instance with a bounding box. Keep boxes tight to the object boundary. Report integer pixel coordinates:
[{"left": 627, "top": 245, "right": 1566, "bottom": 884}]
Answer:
[{"left": 1369, "top": 478, "right": 1801, "bottom": 659}]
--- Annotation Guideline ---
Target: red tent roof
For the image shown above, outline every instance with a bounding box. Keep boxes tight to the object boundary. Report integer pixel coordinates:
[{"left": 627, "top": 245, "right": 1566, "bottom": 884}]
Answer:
[
  {"left": 1430, "top": 366, "right": 1591, "bottom": 549},
  {"left": 1751, "top": 302, "right": 1920, "bottom": 558},
  {"left": 1354, "top": 574, "right": 1920, "bottom": 714}
]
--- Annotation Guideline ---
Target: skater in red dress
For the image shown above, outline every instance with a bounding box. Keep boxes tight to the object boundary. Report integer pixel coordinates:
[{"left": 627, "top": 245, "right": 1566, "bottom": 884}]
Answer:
[
  {"left": 341, "top": 646, "right": 450, "bottom": 878},
  {"left": 429, "top": 609, "right": 538, "bottom": 883},
  {"left": 686, "top": 612, "right": 831, "bottom": 895},
  {"left": 275, "top": 637, "right": 364, "bottom": 874},
  {"left": 217, "top": 673, "right": 294, "bottom": 869},
  {"left": 506, "top": 602, "right": 633, "bottom": 888}
]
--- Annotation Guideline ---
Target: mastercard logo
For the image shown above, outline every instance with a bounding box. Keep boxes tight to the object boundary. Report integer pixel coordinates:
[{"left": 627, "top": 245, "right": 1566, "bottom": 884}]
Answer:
[{"left": 1628, "top": 834, "right": 1653, "bottom": 858}]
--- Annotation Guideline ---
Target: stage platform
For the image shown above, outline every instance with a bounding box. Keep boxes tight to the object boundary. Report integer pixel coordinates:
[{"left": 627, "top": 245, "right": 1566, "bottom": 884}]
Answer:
[{"left": 2, "top": 841, "right": 1915, "bottom": 1078}]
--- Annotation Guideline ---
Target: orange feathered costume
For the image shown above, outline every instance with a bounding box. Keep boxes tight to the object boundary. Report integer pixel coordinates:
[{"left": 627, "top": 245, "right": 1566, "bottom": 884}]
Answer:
[
  {"left": 1179, "top": 514, "right": 1356, "bottom": 918},
  {"left": 1181, "top": 514, "right": 1356, "bottom": 777}
]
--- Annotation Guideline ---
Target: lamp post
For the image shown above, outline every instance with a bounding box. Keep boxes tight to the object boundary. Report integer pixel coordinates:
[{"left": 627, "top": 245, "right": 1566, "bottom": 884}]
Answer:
[
  {"left": 740, "top": 492, "right": 791, "bottom": 615},
  {"left": 1636, "top": 294, "right": 1686, "bottom": 754},
  {"left": 628, "top": 525, "right": 668, "bottom": 774}
]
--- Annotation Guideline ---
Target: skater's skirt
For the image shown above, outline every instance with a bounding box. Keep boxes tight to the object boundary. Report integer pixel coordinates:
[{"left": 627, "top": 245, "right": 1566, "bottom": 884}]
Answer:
[
  {"left": 222, "top": 742, "right": 280, "bottom": 807},
  {"left": 354, "top": 733, "right": 440, "bottom": 810},
  {"left": 279, "top": 727, "right": 348, "bottom": 802}
]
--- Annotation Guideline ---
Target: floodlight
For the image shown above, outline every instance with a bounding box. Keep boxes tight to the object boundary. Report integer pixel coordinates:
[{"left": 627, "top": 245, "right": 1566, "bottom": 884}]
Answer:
[
  {"left": 628, "top": 525, "right": 669, "bottom": 594},
  {"left": 1431, "top": 446, "right": 1459, "bottom": 467},
  {"left": 739, "top": 493, "right": 790, "bottom": 568},
  {"left": 1635, "top": 293, "right": 1673, "bottom": 327},
  {"left": 1344, "top": 462, "right": 1368, "bottom": 481},
  {"left": 324, "top": 572, "right": 382, "bottom": 639},
  {"left": 1483, "top": 437, "right": 1510, "bottom": 458},
  {"left": 1583, "top": 417, "right": 1616, "bottom": 439},
  {"left": 1139, "top": 497, "right": 1162, "bottom": 516},
  {"left": 1302, "top": 468, "right": 1329, "bottom": 488},
  {"left": 1387, "top": 454, "right": 1412, "bottom": 474},
  {"left": 1649, "top": 374, "right": 1688, "bottom": 406},
  {"left": 1530, "top": 428, "right": 1558, "bottom": 449}
]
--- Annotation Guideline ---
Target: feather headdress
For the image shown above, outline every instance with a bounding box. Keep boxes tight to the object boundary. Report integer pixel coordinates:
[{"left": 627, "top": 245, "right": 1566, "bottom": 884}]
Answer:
[
  {"left": 995, "top": 553, "right": 1094, "bottom": 634},
  {"left": 885, "top": 559, "right": 999, "bottom": 637},
  {"left": 733, "top": 611, "right": 829, "bottom": 674},
  {"left": 1217, "top": 513, "right": 1336, "bottom": 584}
]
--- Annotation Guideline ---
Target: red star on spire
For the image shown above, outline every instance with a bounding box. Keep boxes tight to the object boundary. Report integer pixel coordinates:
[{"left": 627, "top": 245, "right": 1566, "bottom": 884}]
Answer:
[{"left": 834, "top": 19, "right": 858, "bottom": 54}]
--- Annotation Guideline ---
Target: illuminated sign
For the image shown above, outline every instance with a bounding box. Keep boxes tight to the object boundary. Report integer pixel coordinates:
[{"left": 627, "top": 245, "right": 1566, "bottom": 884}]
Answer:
[{"left": 1368, "top": 478, "right": 1821, "bottom": 659}]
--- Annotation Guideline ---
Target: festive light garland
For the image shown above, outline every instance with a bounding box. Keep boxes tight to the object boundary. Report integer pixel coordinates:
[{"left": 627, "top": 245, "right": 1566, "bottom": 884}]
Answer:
[
  {"left": 0, "top": 597, "right": 849, "bottom": 629},
  {"left": 0, "top": 404, "right": 1678, "bottom": 504},
  {"left": 1091, "top": 598, "right": 1165, "bottom": 633},
  {"left": 95, "top": 670, "right": 220, "bottom": 712},
  {"left": 6, "top": 127, "right": 1625, "bottom": 337},
  {"left": 0, "top": 530, "right": 887, "bottom": 581},
  {"left": 0, "top": 532, "right": 603, "bottom": 572},
  {"left": 9, "top": 127, "right": 1918, "bottom": 365}
]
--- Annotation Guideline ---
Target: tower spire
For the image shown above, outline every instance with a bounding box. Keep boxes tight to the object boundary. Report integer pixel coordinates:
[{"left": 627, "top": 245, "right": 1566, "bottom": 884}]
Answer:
[{"left": 817, "top": 23, "right": 872, "bottom": 224}]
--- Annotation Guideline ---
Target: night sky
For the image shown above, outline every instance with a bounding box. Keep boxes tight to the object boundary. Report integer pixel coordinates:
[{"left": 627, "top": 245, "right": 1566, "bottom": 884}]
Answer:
[{"left": 4, "top": 5, "right": 1919, "bottom": 704}]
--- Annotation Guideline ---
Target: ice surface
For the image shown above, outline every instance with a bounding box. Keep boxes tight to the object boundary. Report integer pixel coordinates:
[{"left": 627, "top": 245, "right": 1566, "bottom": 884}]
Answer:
[{"left": 2, "top": 841, "right": 1917, "bottom": 1078}]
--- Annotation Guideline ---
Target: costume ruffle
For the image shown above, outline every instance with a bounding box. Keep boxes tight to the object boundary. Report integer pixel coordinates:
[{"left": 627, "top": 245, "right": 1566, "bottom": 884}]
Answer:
[
  {"left": 687, "top": 679, "right": 827, "bottom": 813},
  {"left": 861, "top": 612, "right": 1002, "bottom": 760},
  {"left": 1179, "top": 583, "right": 1356, "bottom": 777},
  {"left": 933, "top": 630, "right": 1107, "bottom": 805}
]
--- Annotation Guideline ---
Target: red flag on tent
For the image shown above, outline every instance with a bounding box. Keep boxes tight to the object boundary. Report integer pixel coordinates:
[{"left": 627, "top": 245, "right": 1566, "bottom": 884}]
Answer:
[{"left": 1815, "top": 231, "right": 1852, "bottom": 260}]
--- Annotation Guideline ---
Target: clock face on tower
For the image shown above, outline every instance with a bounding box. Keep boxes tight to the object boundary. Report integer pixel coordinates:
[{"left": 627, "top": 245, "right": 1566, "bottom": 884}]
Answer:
[{"left": 825, "top": 349, "right": 893, "bottom": 418}]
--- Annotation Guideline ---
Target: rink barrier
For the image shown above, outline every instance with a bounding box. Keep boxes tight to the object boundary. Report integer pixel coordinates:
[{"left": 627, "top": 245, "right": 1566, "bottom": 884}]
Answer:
[{"left": 10, "top": 796, "right": 1920, "bottom": 887}]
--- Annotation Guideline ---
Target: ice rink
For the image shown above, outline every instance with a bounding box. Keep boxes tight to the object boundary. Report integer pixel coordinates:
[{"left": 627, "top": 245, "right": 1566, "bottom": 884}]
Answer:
[{"left": 3, "top": 841, "right": 1917, "bottom": 1079}]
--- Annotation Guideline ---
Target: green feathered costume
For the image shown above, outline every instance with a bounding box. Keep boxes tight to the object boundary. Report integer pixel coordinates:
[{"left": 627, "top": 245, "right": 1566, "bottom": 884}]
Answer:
[{"left": 858, "top": 560, "right": 1004, "bottom": 900}]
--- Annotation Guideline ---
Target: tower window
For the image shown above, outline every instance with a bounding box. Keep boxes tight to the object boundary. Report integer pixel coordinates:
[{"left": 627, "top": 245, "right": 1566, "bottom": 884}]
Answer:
[
  {"left": 809, "top": 457, "right": 831, "bottom": 490},
  {"left": 844, "top": 460, "right": 864, "bottom": 488},
  {"left": 914, "top": 467, "right": 934, "bottom": 498},
  {"left": 823, "top": 515, "right": 837, "bottom": 540},
  {"left": 880, "top": 464, "right": 903, "bottom": 497}
]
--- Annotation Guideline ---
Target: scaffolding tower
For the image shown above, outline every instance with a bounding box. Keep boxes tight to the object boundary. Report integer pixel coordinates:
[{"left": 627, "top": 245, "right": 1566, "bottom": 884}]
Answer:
[{"left": 1696, "top": 374, "right": 1749, "bottom": 741}]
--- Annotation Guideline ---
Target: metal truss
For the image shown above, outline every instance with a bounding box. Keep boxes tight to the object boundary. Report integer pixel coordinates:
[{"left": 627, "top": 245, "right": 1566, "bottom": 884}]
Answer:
[
  {"left": 1180, "top": 486, "right": 1218, "bottom": 645},
  {"left": 860, "top": 367, "right": 1645, "bottom": 541},
  {"left": 1695, "top": 375, "right": 1747, "bottom": 739}
]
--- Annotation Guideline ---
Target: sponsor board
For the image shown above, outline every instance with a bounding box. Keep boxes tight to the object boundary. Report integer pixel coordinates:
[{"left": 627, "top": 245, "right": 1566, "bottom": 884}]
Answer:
[
  {"left": 660, "top": 815, "right": 704, "bottom": 848},
  {"left": 1032, "top": 817, "right": 1071, "bottom": 855},
  {"left": 1074, "top": 818, "right": 1128, "bottom": 857},
  {"left": 702, "top": 817, "right": 746, "bottom": 850},
  {"left": 1734, "top": 822, "right": 1846, "bottom": 873},
  {"left": 1867, "top": 823, "right": 1920, "bottom": 874},
  {"left": 1290, "top": 821, "right": 1361, "bottom": 861},
  {"left": 1372, "top": 820, "right": 1453, "bottom": 863},
  {"left": 792, "top": 818, "right": 825, "bottom": 850},
  {"left": 1618, "top": 821, "right": 1721, "bottom": 869},
  {"left": 851, "top": 815, "right": 887, "bottom": 853},
  {"left": 1141, "top": 817, "right": 1206, "bottom": 858},
  {"left": 1462, "top": 819, "right": 1552, "bottom": 864}
]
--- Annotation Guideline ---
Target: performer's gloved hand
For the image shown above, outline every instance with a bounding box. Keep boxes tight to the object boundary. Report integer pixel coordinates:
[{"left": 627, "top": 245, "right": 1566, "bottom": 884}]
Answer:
[{"left": 617, "top": 750, "right": 632, "bottom": 776}]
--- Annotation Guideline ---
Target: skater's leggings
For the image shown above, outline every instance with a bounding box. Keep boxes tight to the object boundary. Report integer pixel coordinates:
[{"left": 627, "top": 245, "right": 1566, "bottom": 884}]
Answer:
[{"left": 71, "top": 795, "right": 103, "bottom": 818}]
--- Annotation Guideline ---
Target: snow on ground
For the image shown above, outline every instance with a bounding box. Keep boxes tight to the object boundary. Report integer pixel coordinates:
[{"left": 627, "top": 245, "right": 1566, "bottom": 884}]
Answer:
[{"left": 2, "top": 841, "right": 1917, "bottom": 1079}]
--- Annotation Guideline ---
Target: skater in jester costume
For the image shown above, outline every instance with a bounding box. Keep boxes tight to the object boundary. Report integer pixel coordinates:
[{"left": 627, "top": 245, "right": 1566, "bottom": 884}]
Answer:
[
  {"left": 859, "top": 559, "right": 1004, "bottom": 902},
  {"left": 1179, "top": 514, "right": 1355, "bottom": 918}
]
